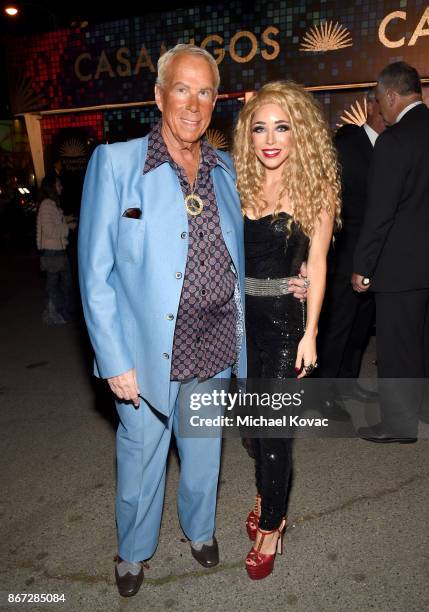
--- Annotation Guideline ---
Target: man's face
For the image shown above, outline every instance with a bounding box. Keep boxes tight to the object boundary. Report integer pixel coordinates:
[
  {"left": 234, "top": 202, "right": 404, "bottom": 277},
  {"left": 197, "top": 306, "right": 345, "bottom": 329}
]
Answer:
[
  {"left": 375, "top": 84, "right": 398, "bottom": 126},
  {"left": 367, "top": 99, "right": 386, "bottom": 134},
  {"left": 155, "top": 54, "right": 217, "bottom": 147}
]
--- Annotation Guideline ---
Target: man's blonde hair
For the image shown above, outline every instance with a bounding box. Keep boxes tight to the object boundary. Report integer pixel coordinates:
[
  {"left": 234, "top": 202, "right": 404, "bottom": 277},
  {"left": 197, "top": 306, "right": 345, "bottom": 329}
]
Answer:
[{"left": 156, "top": 44, "right": 220, "bottom": 94}]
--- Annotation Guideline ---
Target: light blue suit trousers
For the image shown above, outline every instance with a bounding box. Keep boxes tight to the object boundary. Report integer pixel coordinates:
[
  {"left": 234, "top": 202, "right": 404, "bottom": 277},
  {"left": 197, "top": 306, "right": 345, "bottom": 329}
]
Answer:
[{"left": 115, "top": 367, "right": 231, "bottom": 563}]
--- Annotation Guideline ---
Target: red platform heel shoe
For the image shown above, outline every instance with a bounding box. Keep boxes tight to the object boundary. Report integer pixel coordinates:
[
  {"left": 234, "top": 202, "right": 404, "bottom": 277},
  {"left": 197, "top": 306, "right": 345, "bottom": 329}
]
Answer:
[
  {"left": 245, "top": 494, "right": 261, "bottom": 541},
  {"left": 245, "top": 519, "right": 287, "bottom": 580}
]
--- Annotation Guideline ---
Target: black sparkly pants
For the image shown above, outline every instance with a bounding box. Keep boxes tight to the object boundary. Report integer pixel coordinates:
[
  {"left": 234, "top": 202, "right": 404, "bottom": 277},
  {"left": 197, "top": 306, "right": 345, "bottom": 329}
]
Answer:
[
  {"left": 246, "top": 294, "right": 304, "bottom": 531},
  {"left": 252, "top": 437, "right": 293, "bottom": 530}
]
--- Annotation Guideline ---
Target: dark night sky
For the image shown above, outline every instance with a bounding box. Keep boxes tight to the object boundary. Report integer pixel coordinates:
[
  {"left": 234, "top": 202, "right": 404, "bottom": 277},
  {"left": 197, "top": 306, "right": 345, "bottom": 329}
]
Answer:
[
  {"left": 0, "top": 1, "right": 209, "bottom": 116},
  {"left": 0, "top": 1, "right": 209, "bottom": 34}
]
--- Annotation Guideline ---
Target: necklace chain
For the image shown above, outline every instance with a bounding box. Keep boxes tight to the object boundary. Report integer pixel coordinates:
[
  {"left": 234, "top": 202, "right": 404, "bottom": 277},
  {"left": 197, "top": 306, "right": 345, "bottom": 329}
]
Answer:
[{"left": 184, "top": 149, "right": 204, "bottom": 217}]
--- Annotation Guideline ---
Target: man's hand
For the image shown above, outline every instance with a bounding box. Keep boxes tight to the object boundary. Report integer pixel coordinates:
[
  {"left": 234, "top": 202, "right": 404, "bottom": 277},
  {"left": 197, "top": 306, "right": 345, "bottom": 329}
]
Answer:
[
  {"left": 351, "top": 273, "right": 371, "bottom": 293},
  {"left": 289, "top": 261, "right": 309, "bottom": 300},
  {"left": 107, "top": 368, "right": 140, "bottom": 407}
]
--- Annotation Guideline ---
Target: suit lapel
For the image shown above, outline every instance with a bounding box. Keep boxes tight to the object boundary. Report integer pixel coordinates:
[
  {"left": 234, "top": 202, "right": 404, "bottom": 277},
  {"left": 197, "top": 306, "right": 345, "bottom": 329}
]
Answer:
[{"left": 212, "top": 164, "right": 242, "bottom": 271}]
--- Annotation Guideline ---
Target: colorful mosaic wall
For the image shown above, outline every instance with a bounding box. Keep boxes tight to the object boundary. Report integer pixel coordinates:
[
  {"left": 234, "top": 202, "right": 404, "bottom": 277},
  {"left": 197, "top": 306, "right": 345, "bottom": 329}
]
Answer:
[
  {"left": 41, "top": 112, "right": 104, "bottom": 146},
  {"left": 6, "top": 1, "right": 429, "bottom": 115},
  {"left": 4, "top": 0, "right": 429, "bottom": 164},
  {"left": 103, "top": 106, "right": 160, "bottom": 143}
]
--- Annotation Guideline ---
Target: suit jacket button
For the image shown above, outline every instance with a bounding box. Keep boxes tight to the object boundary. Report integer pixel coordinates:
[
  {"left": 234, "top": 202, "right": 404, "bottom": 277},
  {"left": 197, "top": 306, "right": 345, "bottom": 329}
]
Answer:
[
  {"left": 162, "top": 352, "right": 170, "bottom": 359},
  {"left": 175, "top": 272, "right": 182, "bottom": 279},
  {"left": 166, "top": 313, "right": 174, "bottom": 320}
]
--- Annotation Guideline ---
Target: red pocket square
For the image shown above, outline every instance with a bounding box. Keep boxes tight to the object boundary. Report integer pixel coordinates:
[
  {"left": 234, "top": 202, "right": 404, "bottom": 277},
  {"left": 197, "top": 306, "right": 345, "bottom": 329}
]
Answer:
[{"left": 123, "top": 208, "right": 142, "bottom": 219}]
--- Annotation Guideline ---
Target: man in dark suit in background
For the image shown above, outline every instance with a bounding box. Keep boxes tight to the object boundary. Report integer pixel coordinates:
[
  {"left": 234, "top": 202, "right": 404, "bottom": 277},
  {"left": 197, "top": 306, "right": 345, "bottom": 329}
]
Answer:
[
  {"left": 352, "top": 62, "right": 429, "bottom": 443},
  {"left": 318, "top": 90, "right": 385, "bottom": 394}
]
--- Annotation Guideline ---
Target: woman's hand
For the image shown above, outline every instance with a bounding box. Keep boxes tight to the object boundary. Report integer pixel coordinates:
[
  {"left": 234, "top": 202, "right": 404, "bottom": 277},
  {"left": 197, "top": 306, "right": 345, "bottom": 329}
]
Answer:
[{"left": 294, "top": 332, "right": 317, "bottom": 378}]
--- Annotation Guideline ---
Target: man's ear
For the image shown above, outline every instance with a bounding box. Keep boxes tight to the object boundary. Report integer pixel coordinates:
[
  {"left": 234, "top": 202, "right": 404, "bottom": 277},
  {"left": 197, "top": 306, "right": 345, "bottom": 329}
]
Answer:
[
  {"left": 387, "top": 89, "right": 396, "bottom": 106},
  {"left": 155, "top": 85, "right": 163, "bottom": 112}
]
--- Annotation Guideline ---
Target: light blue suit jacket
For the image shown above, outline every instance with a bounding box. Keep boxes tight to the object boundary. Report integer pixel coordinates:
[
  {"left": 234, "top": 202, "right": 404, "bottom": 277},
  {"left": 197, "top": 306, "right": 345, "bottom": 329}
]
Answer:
[{"left": 78, "top": 136, "right": 246, "bottom": 416}]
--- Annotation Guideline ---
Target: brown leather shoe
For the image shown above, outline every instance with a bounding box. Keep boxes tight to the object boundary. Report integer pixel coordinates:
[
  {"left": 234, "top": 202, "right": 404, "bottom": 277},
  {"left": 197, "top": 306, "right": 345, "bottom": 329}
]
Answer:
[
  {"left": 190, "top": 537, "right": 219, "bottom": 568},
  {"left": 114, "top": 556, "right": 144, "bottom": 597}
]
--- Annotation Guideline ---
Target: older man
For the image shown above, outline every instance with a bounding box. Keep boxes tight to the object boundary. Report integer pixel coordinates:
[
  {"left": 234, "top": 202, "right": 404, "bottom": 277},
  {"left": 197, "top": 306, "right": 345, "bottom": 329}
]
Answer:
[
  {"left": 352, "top": 62, "right": 429, "bottom": 443},
  {"left": 78, "top": 44, "right": 246, "bottom": 596}
]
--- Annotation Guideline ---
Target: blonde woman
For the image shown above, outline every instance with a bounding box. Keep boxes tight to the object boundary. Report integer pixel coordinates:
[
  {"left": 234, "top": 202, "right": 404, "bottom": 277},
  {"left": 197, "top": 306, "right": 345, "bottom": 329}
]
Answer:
[{"left": 233, "top": 81, "right": 340, "bottom": 580}]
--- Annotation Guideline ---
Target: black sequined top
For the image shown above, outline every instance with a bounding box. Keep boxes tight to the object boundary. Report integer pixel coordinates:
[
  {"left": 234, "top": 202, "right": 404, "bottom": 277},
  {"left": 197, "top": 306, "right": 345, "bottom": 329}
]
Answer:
[
  {"left": 245, "top": 212, "right": 309, "bottom": 279},
  {"left": 244, "top": 212, "right": 309, "bottom": 378}
]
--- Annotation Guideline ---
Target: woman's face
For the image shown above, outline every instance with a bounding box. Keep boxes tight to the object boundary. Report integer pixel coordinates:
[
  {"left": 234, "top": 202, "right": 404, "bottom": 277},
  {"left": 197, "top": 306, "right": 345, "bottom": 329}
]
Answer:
[
  {"left": 251, "top": 103, "right": 294, "bottom": 171},
  {"left": 55, "top": 179, "right": 63, "bottom": 195}
]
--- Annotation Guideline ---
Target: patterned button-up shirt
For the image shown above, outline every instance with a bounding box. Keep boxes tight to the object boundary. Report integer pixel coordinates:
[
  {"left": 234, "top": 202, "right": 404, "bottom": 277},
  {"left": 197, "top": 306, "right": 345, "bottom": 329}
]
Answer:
[{"left": 143, "top": 122, "right": 237, "bottom": 381}]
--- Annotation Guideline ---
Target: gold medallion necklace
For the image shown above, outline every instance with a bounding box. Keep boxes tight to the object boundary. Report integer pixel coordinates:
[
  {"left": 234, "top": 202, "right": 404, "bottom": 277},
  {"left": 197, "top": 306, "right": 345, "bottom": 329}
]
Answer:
[{"left": 184, "top": 150, "right": 204, "bottom": 217}]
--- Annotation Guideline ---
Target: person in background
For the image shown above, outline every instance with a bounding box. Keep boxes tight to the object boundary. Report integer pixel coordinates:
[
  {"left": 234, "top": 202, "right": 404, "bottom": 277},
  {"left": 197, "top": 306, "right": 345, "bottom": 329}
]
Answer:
[
  {"left": 36, "top": 173, "right": 76, "bottom": 325},
  {"left": 317, "top": 89, "right": 385, "bottom": 415},
  {"left": 353, "top": 61, "right": 429, "bottom": 443}
]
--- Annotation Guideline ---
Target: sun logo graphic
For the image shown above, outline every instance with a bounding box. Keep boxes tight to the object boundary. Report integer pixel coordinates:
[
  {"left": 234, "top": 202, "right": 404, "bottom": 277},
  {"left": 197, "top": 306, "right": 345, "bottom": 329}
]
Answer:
[
  {"left": 59, "top": 139, "right": 88, "bottom": 158},
  {"left": 336, "top": 99, "right": 367, "bottom": 128},
  {"left": 300, "top": 20, "right": 353, "bottom": 52},
  {"left": 9, "top": 72, "right": 46, "bottom": 114},
  {"left": 204, "top": 129, "right": 228, "bottom": 150}
]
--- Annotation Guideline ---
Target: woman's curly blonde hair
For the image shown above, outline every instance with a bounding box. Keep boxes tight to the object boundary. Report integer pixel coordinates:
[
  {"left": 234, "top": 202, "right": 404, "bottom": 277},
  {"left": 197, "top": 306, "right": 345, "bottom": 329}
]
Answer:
[{"left": 233, "top": 81, "right": 341, "bottom": 238}]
